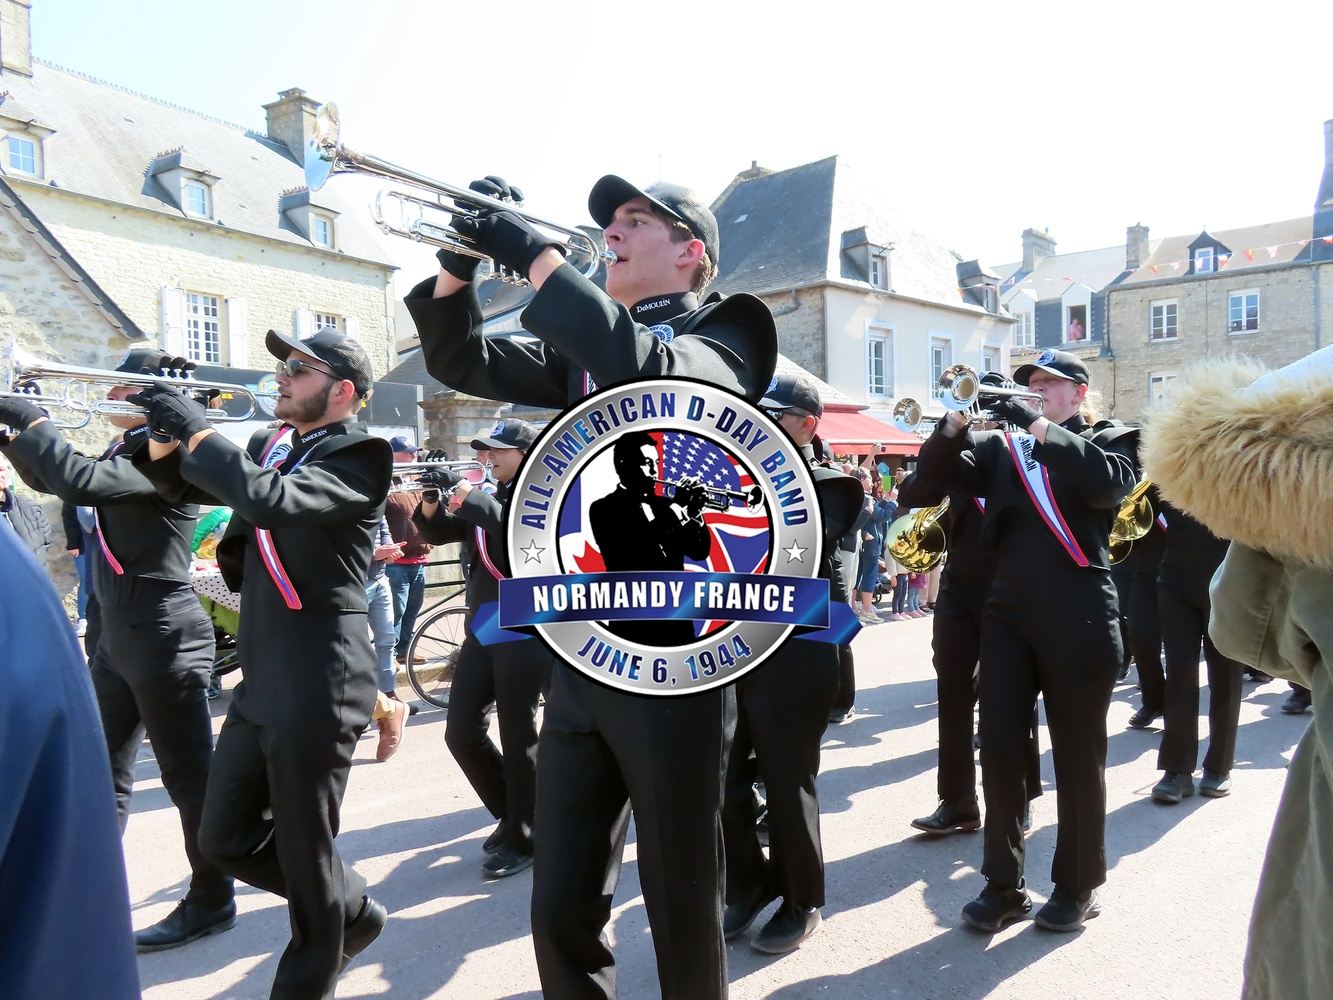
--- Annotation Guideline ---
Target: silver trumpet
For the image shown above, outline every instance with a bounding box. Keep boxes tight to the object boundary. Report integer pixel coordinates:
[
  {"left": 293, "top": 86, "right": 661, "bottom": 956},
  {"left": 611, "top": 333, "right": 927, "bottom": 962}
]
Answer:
[
  {"left": 391, "top": 460, "right": 490, "bottom": 494},
  {"left": 891, "top": 365, "right": 1044, "bottom": 433},
  {"left": 653, "top": 477, "right": 764, "bottom": 512},
  {"left": 2, "top": 340, "right": 257, "bottom": 431},
  {"left": 304, "top": 103, "right": 616, "bottom": 285}
]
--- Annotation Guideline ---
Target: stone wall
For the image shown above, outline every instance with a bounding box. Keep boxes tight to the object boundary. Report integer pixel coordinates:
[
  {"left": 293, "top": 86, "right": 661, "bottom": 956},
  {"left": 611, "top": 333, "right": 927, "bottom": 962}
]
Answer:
[
  {"left": 763, "top": 286, "right": 827, "bottom": 379},
  {"left": 11, "top": 182, "right": 398, "bottom": 376}
]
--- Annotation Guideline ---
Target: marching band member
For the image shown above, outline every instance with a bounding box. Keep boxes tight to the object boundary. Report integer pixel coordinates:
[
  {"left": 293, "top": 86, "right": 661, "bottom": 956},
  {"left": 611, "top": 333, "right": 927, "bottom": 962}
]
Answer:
[
  {"left": 721, "top": 374, "right": 861, "bottom": 953},
  {"left": 1113, "top": 482, "right": 1166, "bottom": 730},
  {"left": 0, "top": 349, "right": 234, "bottom": 953},
  {"left": 915, "top": 350, "right": 1136, "bottom": 933},
  {"left": 414, "top": 419, "right": 553, "bottom": 880},
  {"left": 406, "top": 172, "right": 776, "bottom": 998},
  {"left": 133, "top": 326, "right": 392, "bottom": 999}
]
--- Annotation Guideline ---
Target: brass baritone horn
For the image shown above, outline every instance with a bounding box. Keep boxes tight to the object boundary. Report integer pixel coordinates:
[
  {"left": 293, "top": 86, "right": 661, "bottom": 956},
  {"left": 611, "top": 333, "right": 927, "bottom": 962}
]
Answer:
[
  {"left": 1, "top": 340, "right": 258, "bottom": 431},
  {"left": 885, "top": 500, "right": 949, "bottom": 573},
  {"left": 305, "top": 103, "right": 616, "bottom": 285}
]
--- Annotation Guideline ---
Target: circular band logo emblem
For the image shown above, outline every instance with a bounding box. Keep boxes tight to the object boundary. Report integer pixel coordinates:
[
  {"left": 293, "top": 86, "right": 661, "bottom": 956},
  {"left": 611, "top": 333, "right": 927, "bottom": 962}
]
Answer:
[{"left": 503, "top": 378, "right": 823, "bottom": 695}]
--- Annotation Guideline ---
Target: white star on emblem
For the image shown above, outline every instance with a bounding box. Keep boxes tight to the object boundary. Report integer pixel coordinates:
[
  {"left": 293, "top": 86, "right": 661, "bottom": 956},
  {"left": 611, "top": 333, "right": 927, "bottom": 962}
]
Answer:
[
  {"left": 782, "top": 541, "right": 807, "bottom": 564},
  {"left": 521, "top": 540, "right": 546, "bottom": 564}
]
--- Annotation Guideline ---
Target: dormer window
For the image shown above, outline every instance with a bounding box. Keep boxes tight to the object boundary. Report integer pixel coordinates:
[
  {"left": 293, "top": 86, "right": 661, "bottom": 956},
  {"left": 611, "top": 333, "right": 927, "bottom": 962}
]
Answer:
[
  {"left": 870, "top": 252, "right": 888, "bottom": 290},
  {"left": 6, "top": 133, "right": 38, "bottom": 176},
  {"left": 184, "top": 180, "right": 211, "bottom": 218},
  {"left": 1194, "top": 247, "right": 1215, "bottom": 273},
  {"left": 312, "top": 212, "right": 334, "bottom": 248}
]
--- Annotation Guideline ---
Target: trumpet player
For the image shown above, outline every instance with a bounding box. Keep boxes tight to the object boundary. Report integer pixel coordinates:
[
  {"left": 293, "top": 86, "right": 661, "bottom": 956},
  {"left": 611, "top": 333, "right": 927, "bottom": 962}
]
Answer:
[
  {"left": 406, "top": 170, "right": 776, "bottom": 998},
  {"left": 916, "top": 350, "right": 1136, "bottom": 933},
  {"left": 412, "top": 418, "right": 553, "bottom": 880},
  {"left": 0, "top": 349, "right": 235, "bottom": 953}
]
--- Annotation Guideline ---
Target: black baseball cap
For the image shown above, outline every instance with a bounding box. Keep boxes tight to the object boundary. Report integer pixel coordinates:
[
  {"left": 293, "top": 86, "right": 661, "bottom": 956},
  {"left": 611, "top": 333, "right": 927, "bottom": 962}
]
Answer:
[
  {"left": 115, "top": 348, "right": 186, "bottom": 376},
  {"left": 1013, "top": 349, "right": 1090, "bottom": 386},
  {"left": 470, "top": 418, "right": 538, "bottom": 451},
  {"left": 588, "top": 175, "right": 720, "bottom": 266},
  {"left": 266, "top": 326, "right": 374, "bottom": 398},
  {"left": 760, "top": 372, "right": 824, "bottom": 418},
  {"left": 388, "top": 435, "right": 418, "bottom": 454}
]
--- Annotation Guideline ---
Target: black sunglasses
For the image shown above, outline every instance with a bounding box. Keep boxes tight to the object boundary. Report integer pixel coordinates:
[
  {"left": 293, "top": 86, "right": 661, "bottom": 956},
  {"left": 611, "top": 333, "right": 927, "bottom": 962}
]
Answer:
[{"left": 276, "top": 359, "right": 339, "bottom": 381}]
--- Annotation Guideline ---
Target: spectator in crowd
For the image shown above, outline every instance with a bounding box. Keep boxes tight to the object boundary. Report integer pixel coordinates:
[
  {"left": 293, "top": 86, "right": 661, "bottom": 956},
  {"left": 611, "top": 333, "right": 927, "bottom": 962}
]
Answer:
[
  {"left": 365, "top": 516, "right": 407, "bottom": 760},
  {"left": 0, "top": 454, "right": 52, "bottom": 560},
  {"left": 386, "top": 436, "right": 433, "bottom": 667},
  {"left": 63, "top": 503, "right": 97, "bottom": 636}
]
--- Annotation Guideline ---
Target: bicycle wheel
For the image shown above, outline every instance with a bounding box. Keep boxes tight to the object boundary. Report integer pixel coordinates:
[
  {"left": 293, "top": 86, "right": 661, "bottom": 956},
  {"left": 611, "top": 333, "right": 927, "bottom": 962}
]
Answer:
[{"left": 406, "top": 604, "right": 469, "bottom": 709}]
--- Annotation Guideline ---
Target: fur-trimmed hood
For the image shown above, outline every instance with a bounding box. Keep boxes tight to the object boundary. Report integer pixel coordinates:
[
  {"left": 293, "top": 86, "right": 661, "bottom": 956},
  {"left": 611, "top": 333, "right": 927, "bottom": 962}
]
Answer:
[{"left": 1140, "top": 350, "right": 1333, "bottom": 570}]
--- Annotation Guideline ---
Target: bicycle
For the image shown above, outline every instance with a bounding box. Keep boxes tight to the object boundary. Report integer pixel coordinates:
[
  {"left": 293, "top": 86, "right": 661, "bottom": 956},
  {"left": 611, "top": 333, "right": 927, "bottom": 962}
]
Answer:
[{"left": 405, "top": 599, "right": 469, "bottom": 709}]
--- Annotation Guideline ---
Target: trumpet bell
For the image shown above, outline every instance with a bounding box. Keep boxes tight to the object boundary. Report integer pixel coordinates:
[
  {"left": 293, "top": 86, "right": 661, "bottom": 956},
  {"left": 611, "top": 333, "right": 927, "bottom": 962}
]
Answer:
[
  {"left": 938, "top": 364, "right": 981, "bottom": 412},
  {"left": 891, "top": 398, "right": 923, "bottom": 434},
  {"left": 305, "top": 102, "right": 340, "bottom": 192}
]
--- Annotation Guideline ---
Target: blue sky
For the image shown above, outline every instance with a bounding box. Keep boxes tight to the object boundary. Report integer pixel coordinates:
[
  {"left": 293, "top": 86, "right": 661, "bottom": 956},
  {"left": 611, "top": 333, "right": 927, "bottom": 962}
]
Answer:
[{"left": 32, "top": 0, "right": 1333, "bottom": 271}]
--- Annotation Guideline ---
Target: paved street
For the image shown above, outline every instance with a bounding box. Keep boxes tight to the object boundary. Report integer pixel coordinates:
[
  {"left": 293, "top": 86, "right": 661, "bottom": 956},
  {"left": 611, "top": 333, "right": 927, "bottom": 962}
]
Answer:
[{"left": 126, "top": 612, "right": 1302, "bottom": 1000}]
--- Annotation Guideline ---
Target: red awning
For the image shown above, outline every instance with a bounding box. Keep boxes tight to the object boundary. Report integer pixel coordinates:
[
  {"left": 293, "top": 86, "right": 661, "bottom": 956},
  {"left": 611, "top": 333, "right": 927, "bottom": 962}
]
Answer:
[{"left": 817, "top": 409, "right": 921, "bottom": 456}]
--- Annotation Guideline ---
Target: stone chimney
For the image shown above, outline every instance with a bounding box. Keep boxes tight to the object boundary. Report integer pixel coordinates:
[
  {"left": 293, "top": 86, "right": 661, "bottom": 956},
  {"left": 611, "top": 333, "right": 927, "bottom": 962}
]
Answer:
[
  {"left": 0, "top": 0, "right": 33, "bottom": 77},
  {"left": 263, "top": 88, "right": 320, "bottom": 163},
  {"left": 1126, "top": 223, "right": 1150, "bottom": 270},
  {"left": 1021, "top": 227, "right": 1057, "bottom": 272}
]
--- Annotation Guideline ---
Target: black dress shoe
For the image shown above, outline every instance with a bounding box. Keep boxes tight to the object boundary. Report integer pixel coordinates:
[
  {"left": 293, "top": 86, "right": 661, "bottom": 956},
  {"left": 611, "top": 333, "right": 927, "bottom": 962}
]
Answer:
[
  {"left": 724, "top": 886, "right": 777, "bottom": 941},
  {"left": 1199, "top": 771, "right": 1232, "bottom": 798},
  {"left": 341, "top": 896, "right": 387, "bottom": 972},
  {"left": 827, "top": 706, "right": 855, "bottom": 725},
  {"left": 961, "top": 879, "right": 1031, "bottom": 932},
  {"left": 1034, "top": 886, "right": 1099, "bottom": 932},
  {"left": 1116, "top": 660, "right": 1131, "bottom": 683},
  {"left": 911, "top": 798, "right": 981, "bottom": 835},
  {"left": 482, "top": 819, "right": 510, "bottom": 855},
  {"left": 752, "top": 900, "right": 821, "bottom": 953},
  {"left": 135, "top": 899, "right": 237, "bottom": 953},
  {"left": 482, "top": 845, "right": 534, "bottom": 879},
  {"left": 1127, "top": 705, "right": 1161, "bottom": 729},
  {"left": 1151, "top": 771, "right": 1195, "bottom": 804},
  {"left": 1282, "top": 690, "right": 1312, "bottom": 715}
]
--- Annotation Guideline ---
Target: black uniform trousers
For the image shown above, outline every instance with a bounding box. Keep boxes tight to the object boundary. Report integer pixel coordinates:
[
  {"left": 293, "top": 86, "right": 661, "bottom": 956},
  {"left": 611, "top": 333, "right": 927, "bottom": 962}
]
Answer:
[
  {"left": 198, "top": 614, "right": 371, "bottom": 1000},
  {"left": 1156, "top": 580, "right": 1243, "bottom": 776},
  {"left": 531, "top": 668, "right": 733, "bottom": 1000},
  {"left": 979, "top": 576, "right": 1122, "bottom": 894},
  {"left": 932, "top": 587, "right": 1041, "bottom": 806},
  {"left": 445, "top": 633, "right": 551, "bottom": 854},
  {"left": 91, "top": 577, "right": 231, "bottom": 908},
  {"left": 831, "top": 644, "right": 855, "bottom": 716},
  {"left": 1116, "top": 571, "right": 1165, "bottom": 711},
  {"left": 722, "top": 646, "right": 840, "bottom": 910}
]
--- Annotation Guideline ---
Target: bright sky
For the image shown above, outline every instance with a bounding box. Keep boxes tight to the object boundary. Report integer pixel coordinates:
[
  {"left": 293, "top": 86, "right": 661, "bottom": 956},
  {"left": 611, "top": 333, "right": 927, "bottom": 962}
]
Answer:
[{"left": 33, "top": 0, "right": 1332, "bottom": 276}]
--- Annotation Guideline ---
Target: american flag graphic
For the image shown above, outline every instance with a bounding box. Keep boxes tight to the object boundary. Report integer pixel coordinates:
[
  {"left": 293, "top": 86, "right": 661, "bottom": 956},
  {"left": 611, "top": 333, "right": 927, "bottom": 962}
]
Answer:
[{"left": 557, "top": 431, "right": 772, "bottom": 638}]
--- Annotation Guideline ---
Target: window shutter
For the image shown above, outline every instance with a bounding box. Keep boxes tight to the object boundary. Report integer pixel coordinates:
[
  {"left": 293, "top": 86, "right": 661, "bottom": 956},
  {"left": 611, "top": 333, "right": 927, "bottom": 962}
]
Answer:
[
  {"left": 294, "top": 308, "right": 316, "bottom": 339},
  {"left": 160, "top": 286, "right": 186, "bottom": 355},
  {"left": 343, "top": 316, "right": 360, "bottom": 341},
  {"left": 225, "top": 297, "right": 248, "bottom": 367}
]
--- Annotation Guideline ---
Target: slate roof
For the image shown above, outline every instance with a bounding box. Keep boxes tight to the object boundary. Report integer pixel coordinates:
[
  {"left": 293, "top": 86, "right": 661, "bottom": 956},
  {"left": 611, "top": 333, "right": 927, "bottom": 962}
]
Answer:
[
  {"left": 998, "top": 241, "right": 1156, "bottom": 304},
  {"left": 0, "top": 61, "right": 393, "bottom": 267},
  {"left": 708, "top": 156, "right": 986, "bottom": 311},
  {"left": 1119, "top": 216, "right": 1314, "bottom": 285}
]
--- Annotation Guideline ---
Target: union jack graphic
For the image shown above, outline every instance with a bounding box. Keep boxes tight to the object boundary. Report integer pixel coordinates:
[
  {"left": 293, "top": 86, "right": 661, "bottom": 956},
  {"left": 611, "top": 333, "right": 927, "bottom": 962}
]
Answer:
[{"left": 557, "top": 431, "right": 772, "bottom": 638}]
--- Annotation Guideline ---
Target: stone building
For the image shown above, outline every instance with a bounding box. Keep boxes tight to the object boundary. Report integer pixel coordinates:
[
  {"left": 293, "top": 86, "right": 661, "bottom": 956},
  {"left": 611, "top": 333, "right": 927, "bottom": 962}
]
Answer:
[
  {"left": 1105, "top": 122, "right": 1333, "bottom": 421},
  {"left": 708, "top": 156, "right": 1014, "bottom": 441}
]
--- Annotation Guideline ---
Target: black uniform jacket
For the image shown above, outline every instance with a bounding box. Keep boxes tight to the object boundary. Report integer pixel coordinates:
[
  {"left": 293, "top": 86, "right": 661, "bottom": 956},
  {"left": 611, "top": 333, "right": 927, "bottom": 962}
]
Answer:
[
  {"left": 414, "top": 481, "right": 511, "bottom": 637},
  {"left": 404, "top": 265, "right": 778, "bottom": 405},
  {"left": 806, "top": 446, "right": 864, "bottom": 605},
  {"left": 157, "top": 421, "right": 392, "bottom": 725},
  {"left": 4, "top": 421, "right": 198, "bottom": 597},
  {"left": 915, "top": 417, "right": 1138, "bottom": 573},
  {"left": 897, "top": 468, "right": 994, "bottom": 613},
  {"left": 1157, "top": 500, "right": 1231, "bottom": 605}
]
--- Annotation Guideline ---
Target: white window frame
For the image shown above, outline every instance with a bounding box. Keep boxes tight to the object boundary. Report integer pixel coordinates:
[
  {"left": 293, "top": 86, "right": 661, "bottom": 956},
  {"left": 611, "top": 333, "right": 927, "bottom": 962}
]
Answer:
[
  {"left": 1148, "top": 371, "right": 1178, "bottom": 405},
  {"left": 1149, "top": 299, "right": 1179, "bottom": 341},
  {"left": 183, "top": 180, "right": 211, "bottom": 219},
  {"left": 982, "top": 346, "right": 1001, "bottom": 376},
  {"left": 930, "top": 337, "right": 952, "bottom": 399},
  {"left": 184, "top": 291, "right": 223, "bottom": 364},
  {"left": 313, "top": 311, "right": 342, "bottom": 334},
  {"left": 1228, "top": 289, "right": 1261, "bottom": 334},
  {"left": 1012, "top": 310, "right": 1034, "bottom": 348},
  {"left": 1194, "top": 247, "right": 1215, "bottom": 273},
  {"left": 311, "top": 212, "right": 335, "bottom": 248},
  {"left": 5, "top": 133, "right": 41, "bottom": 177},
  {"left": 866, "top": 327, "right": 892, "bottom": 399},
  {"left": 869, "top": 252, "right": 888, "bottom": 290}
]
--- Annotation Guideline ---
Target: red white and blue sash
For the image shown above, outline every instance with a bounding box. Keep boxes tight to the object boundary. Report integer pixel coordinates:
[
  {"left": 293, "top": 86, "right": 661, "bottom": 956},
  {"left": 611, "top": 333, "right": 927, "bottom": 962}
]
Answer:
[
  {"left": 973, "top": 497, "right": 986, "bottom": 515},
  {"left": 1003, "top": 432, "right": 1090, "bottom": 567},
  {"left": 93, "top": 440, "right": 127, "bottom": 576},
  {"left": 254, "top": 427, "right": 304, "bottom": 610},
  {"left": 1156, "top": 512, "right": 1168, "bottom": 532}
]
